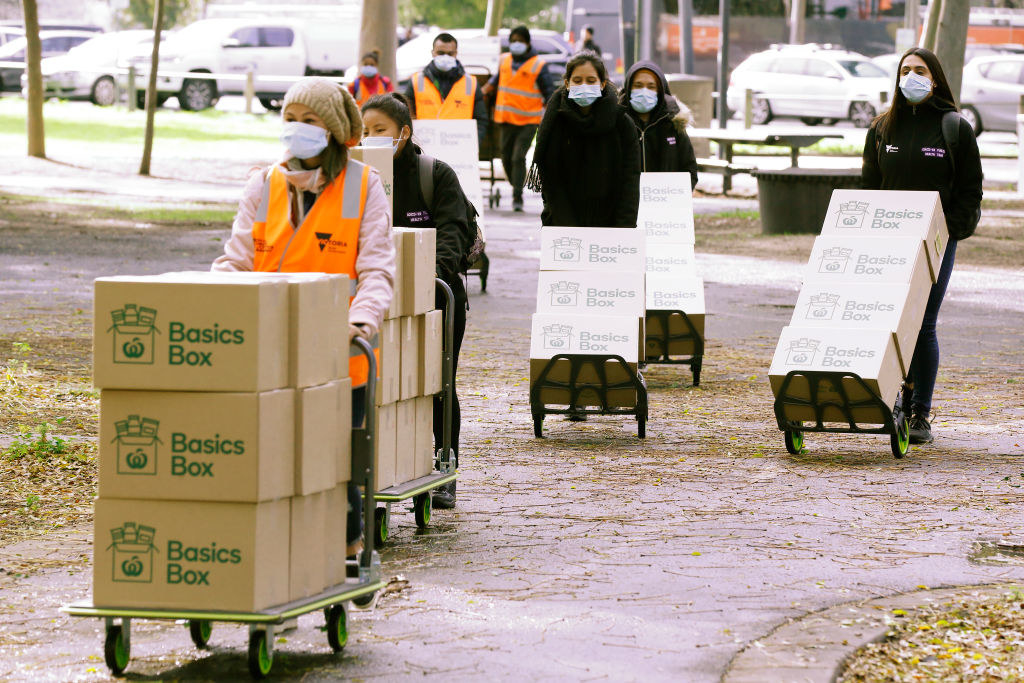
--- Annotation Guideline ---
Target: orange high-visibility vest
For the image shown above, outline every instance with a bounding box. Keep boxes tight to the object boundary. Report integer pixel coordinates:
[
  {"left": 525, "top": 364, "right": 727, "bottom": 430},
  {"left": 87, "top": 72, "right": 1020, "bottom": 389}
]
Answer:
[
  {"left": 494, "top": 54, "right": 545, "bottom": 125},
  {"left": 412, "top": 72, "right": 476, "bottom": 119},
  {"left": 353, "top": 77, "right": 386, "bottom": 107},
  {"left": 252, "top": 159, "right": 374, "bottom": 386}
]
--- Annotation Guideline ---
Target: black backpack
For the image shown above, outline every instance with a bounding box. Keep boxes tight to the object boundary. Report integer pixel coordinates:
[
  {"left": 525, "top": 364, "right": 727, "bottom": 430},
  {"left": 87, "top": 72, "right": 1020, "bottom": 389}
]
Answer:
[{"left": 417, "top": 154, "right": 486, "bottom": 271}]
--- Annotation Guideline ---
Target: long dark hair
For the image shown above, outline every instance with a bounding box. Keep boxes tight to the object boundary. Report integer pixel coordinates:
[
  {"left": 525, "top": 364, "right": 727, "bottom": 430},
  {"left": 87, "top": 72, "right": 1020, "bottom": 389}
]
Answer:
[
  {"left": 873, "top": 47, "right": 957, "bottom": 142},
  {"left": 362, "top": 92, "right": 414, "bottom": 133},
  {"left": 563, "top": 50, "right": 608, "bottom": 88}
]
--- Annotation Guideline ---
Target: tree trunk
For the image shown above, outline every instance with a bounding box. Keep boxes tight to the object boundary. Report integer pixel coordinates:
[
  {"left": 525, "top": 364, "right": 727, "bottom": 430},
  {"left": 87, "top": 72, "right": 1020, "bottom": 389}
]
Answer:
[
  {"left": 789, "top": 0, "right": 806, "bottom": 45},
  {"left": 934, "top": 0, "right": 969, "bottom": 104},
  {"left": 139, "top": 0, "right": 165, "bottom": 176},
  {"left": 922, "top": 0, "right": 942, "bottom": 51},
  {"left": 360, "top": 0, "right": 398, "bottom": 82},
  {"left": 485, "top": 0, "right": 505, "bottom": 37},
  {"left": 22, "top": 0, "right": 44, "bottom": 158}
]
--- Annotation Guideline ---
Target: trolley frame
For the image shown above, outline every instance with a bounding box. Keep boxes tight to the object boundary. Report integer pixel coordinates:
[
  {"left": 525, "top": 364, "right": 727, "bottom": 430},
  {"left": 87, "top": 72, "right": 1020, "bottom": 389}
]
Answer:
[{"left": 641, "top": 309, "right": 704, "bottom": 386}]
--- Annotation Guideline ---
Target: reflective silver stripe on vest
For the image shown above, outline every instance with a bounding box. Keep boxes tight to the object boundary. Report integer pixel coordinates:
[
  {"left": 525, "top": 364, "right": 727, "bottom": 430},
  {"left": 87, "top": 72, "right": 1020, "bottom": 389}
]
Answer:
[
  {"left": 495, "top": 104, "right": 544, "bottom": 117},
  {"left": 497, "top": 84, "right": 543, "bottom": 100},
  {"left": 341, "top": 160, "right": 365, "bottom": 219},
  {"left": 349, "top": 333, "right": 380, "bottom": 357},
  {"left": 463, "top": 75, "right": 474, "bottom": 95},
  {"left": 415, "top": 73, "right": 425, "bottom": 91},
  {"left": 349, "top": 278, "right": 358, "bottom": 296},
  {"left": 255, "top": 169, "right": 273, "bottom": 223}
]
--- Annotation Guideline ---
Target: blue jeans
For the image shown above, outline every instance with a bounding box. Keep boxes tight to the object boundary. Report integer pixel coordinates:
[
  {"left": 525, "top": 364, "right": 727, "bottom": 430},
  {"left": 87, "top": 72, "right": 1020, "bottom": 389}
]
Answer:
[{"left": 909, "top": 240, "right": 957, "bottom": 413}]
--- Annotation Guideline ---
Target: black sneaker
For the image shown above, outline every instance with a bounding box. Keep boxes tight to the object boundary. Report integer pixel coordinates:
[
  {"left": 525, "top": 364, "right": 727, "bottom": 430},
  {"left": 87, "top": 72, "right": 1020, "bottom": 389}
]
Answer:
[
  {"left": 513, "top": 196, "right": 524, "bottom": 212},
  {"left": 909, "top": 410, "right": 933, "bottom": 444},
  {"left": 432, "top": 481, "right": 456, "bottom": 509}
]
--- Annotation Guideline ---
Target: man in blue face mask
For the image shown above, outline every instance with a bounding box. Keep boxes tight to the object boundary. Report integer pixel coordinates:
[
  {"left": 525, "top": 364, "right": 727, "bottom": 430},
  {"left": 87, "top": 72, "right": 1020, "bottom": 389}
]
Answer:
[{"left": 403, "top": 32, "right": 490, "bottom": 144}]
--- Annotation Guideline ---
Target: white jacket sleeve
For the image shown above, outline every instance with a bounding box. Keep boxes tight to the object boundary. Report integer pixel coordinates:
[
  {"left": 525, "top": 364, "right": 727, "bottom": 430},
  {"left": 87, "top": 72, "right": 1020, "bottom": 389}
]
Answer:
[
  {"left": 211, "top": 169, "right": 265, "bottom": 272},
  {"left": 348, "top": 172, "right": 395, "bottom": 336}
]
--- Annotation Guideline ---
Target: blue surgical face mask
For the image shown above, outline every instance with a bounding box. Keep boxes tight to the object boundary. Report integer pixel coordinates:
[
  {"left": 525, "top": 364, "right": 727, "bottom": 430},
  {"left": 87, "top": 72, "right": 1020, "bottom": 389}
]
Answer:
[
  {"left": 899, "top": 72, "right": 932, "bottom": 104},
  {"left": 568, "top": 83, "right": 602, "bottom": 107},
  {"left": 280, "top": 121, "right": 329, "bottom": 160},
  {"left": 630, "top": 88, "right": 659, "bottom": 113},
  {"left": 360, "top": 65, "right": 378, "bottom": 79},
  {"left": 509, "top": 41, "right": 528, "bottom": 56},
  {"left": 433, "top": 54, "right": 457, "bottom": 72}
]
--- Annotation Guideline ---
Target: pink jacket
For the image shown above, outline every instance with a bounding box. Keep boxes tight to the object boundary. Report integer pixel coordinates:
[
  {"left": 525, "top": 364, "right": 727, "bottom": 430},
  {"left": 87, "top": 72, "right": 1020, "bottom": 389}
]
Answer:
[{"left": 212, "top": 158, "right": 395, "bottom": 336}]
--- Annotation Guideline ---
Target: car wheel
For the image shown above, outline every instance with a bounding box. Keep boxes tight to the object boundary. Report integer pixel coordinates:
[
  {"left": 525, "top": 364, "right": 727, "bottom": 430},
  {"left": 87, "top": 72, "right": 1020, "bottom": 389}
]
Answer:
[
  {"left": 259, "top": 97, "right": 283, "bottom": 112},
  {"left": 90, "top": 76, "right": 116, "bottom": 106},
  {"left": 179, "top": 77, "right": 216, "bottom": 111},
  {"left": 960, "top": 105, "right": 982, "bottom": 136},
  {"left": 800, "top": 117, "right": 822, "bottom": 126},
  {"left": 751, "top": 96, "right": 772, "bottom": 125},
  {"left": 849, "top": 101, "right": 876, "bottom": 128}
]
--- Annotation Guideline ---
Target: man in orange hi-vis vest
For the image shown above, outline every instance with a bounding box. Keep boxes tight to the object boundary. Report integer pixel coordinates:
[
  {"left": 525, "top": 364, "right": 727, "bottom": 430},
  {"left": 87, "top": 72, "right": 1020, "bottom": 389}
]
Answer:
[
  {"left": 403, "top": 32, "right": 489, "bottom": 143},
  {"left": 482, "top": 25, "right": 558, "bottom": 212}
]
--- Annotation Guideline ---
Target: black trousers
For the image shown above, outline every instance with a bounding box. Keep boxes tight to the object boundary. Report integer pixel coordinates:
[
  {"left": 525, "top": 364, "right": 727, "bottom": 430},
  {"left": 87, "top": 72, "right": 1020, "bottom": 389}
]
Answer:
[
  {"left": 499, "top": 123, "right": 538, "bottom": 199},
  {"left": 433, "top": 276, "right": 467, "bottom": 467}
]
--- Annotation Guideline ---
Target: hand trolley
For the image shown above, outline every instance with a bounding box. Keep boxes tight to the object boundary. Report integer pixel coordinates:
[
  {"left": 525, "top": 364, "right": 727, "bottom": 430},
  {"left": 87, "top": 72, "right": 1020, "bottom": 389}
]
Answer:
[{"left": 641, "top": 309, "right": 704, "bottom": 386}]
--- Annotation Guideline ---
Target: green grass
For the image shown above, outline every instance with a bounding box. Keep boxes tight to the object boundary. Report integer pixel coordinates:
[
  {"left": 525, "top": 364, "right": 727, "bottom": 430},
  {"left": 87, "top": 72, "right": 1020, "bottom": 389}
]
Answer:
[
  {"left": 706, "top": 209, "right": 760, "bottom": 220},
  {"left": 1, "top": 193, "right": 236, "bottom": 222},
  {"left": 0, "top": 98, "right": 278, "bottom": 144}
]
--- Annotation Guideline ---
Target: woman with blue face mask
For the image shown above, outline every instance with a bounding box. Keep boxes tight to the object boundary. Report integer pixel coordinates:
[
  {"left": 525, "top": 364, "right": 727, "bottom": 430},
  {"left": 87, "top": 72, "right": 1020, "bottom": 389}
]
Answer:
[
  {"left": 619, "top": 60, "right": 699, "bottom": 189},
  {"left": 348, "top": 50, "right": 394, "bottom": 107},
  {"left": 862, "top": 47, "right": 983, "bottom": 446},
  {"left": 533, "top": 51, "right": 641, "bottom": 227}
]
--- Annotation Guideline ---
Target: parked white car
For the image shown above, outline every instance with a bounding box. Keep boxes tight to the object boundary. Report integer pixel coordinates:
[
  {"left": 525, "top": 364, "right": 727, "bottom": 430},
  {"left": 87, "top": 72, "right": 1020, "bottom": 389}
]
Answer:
[
  {"left": 140, "top": 18, "right": 357, "bottom": 111},
  {"left": 0, "top": 30, "right": 94, "bottom": 91},
  {"left": 727, "top": 44, "right": 891, "bottom": 127},
  {"left": 960, "top": 54, "right": 1024, "bottom": 135},
  {"left": 25, "top": 31, "right": 153, "bottom": 106}
]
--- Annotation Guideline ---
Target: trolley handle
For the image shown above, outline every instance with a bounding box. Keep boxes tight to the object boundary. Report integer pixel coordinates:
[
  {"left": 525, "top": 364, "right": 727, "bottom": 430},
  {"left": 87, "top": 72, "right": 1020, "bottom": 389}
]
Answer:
[
  {"left": 350, "top": 335, "right": 378, "bottom": 570},
  {"left": 434, "top": 278, "right": 456, "bottom": 472}
]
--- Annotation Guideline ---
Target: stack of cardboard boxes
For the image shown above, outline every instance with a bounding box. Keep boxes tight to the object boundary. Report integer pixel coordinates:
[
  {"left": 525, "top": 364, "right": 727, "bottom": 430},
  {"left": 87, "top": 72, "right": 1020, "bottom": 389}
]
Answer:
[
  {"left": 92, "top": 271, "right": 352, "bottom": 612},
  {"left": 769, "top": 190, "right": 949, "bottom": 423},
  {"left": 640, "top": 173, "right": 706, "bottom": 359},
  {"left": 530, "top": 226, "right": 646, "bottom": 408}
]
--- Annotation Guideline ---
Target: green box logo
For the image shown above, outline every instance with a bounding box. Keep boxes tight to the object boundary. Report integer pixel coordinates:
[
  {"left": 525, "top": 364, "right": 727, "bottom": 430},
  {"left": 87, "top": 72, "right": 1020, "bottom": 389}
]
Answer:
[
  {"left": 109, "top": 304, "right": 160, "bottom": 365},
  {"left": 114, "top": 416, "right": 161, "bottom": 475},
  {"left": 108, "top": 522, "right": 157, "bottom": 583}
]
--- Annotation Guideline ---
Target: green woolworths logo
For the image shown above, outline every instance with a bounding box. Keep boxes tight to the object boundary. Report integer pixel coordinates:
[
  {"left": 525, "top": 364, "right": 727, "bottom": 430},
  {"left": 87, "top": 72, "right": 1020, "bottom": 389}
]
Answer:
[
  {"left": 108, "top": 522, "right": 157, "bottom": 584},
  {"left": 114, "top": 416, "right": 160, "bottom": 476},
  {"left": 108, "top": 304, "right": 160, "bottom": 365}
]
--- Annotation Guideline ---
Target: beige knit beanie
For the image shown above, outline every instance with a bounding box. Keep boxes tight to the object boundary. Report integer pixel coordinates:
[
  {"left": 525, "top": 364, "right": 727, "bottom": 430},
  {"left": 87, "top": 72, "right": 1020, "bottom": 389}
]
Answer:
[{"left": 283, "top": 77, "right": 363, "bottom": 148}]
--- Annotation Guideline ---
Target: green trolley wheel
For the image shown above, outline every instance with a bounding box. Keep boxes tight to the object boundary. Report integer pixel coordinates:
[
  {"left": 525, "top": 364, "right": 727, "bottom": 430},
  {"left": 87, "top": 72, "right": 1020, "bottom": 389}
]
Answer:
[
  {"left": 414, "top": 492, "right": 432, "bottom": 529},
  {"left": 188, "top": 619, "right": 212, "bottom": 649},
  {"left": 103, "top": 624, "right": 130, "bottom": 676},
  {"left": 891, "top": 413, "right": 910, "bottom": 459},
  {"left": 784, "top": 429, "right": 805, "bottom": 455},
  {"left": 326, "top": 604, "right": 348, "bottom": 652},
  {"left": 247, "top": 629, "right": 273, "bottom": 679},
  {"left": 374, "top": 506, "right": 388, "bottom": 546}
]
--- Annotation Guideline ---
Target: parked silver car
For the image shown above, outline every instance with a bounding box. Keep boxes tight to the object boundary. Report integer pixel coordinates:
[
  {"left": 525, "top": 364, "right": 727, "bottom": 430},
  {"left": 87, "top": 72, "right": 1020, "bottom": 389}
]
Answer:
[
  {"left": 0, "top": 30, "right": 94, "bottom": 91},
  {"left": 960, "top": 54, "right": 1024, "bottom": 135}
]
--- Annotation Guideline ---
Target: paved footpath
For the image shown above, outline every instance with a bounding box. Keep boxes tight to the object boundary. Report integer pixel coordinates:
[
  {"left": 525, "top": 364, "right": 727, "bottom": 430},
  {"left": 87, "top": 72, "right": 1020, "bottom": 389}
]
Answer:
[{"left": 0, "top": 175, "right": 1022, "bottom": 681}]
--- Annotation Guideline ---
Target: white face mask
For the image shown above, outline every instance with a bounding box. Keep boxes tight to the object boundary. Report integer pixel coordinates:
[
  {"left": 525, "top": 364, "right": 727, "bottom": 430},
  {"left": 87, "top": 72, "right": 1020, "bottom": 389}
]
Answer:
[{"left": 433, "top": 54, "right": 457, "bottom": 72}]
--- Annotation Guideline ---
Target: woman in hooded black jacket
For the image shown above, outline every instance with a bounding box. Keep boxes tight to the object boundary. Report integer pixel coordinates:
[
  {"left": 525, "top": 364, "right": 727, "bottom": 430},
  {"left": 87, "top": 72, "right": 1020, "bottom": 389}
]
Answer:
[
  {"left": 861, "top": 47, "right": 983, "bottom": 445},
  {"left": 534, "top": 52, "right": 640, "bottom": 227},
  {"left": 620, "top": 60, "right": 699, "bottom": 188},
  {"left": 362, "top": 93, "right": 473, "bottom": 508}
]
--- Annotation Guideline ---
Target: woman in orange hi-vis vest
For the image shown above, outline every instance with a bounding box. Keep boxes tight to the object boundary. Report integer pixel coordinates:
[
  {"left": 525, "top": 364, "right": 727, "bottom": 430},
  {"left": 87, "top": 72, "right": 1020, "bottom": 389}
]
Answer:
[
  {"left": 213, "top": 77, "right": 396, "bottom": 557},
  {"left": 348, "top": 50, "right": 394, "bottom": 107}
]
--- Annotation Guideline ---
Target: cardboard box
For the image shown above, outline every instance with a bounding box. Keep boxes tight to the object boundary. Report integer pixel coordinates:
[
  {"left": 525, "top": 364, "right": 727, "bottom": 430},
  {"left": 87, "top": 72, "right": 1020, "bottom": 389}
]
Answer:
[
  {"left": 395, "top": 399, "right": 416, "bottom": 485},
  {"left": 350, "top": 146, "right": 394, "bottom": 214},
  {"left": 94, "top": 275, "right": 289, "bottom": 392},
  {"left": 414, "top": 396, "right": 435, "bottom": 479},
  {"left": 420, "top": 310, "right": 443, "bottom": 396},
  {"left": 769, "top": 326, "right": 903, "bottom": 425},
  {"left": 645, "top": 311, "right": 705, "bottom": 358},
  {"left": 93, "top": 498, "right": 289, "bottom": 612},
  {"left": 803, "top": 236, "right": 931, "bottom": 285},
  {"left": 396, "top": 228, "right": 436, "bottom": 316},
  {"left": 98, "top": 389, "right": 294, "bottom": 503},
  {"left": 646, "top": 275, "right": 705, "bottom": 312},
  {"left": 791, "top": 265, "right": 931, "bottom": 375},
  {"left": 289, "top": 491, "right": 326, "bottom": 600},
  {"left": 529, "top": 358, "right": 641, "bottom": 408},
  {"left": 399, "top": 315, "right": 422, "bottom": 401},
  {"left": 374, "top": 402, "right": 397, "bottom": 491},
  {"left": 822, "top": 189, "right": 948, "bottom": 281},
  {"left": 295, "top": 381, "right": 340, "bottom": 495},
  {"left": 323, "top": 484, "right": 348, "bottom": 587},
  {"left": 530, "top": 313, "right": 640, "bottom": 363},
  {"left": 386, "top": 230, "right": 404, "bottom": 320},
  {"left": 646, "top": 242, "right": 697, "bottom": 274},
  {"left": 539, "top": 227, "right": 646, "bottom": 272},
  {"left": 376, "top": 318, "right": 400, "bottom": 405},
  {"left": 336, "top": 377, "right": 353, "bottom": 484},
  {"left": 536, "top": 271, "right": 645, "bottom": 317},
  {"left": 638, "top": 172, "right": 695, "bottom": 244}
]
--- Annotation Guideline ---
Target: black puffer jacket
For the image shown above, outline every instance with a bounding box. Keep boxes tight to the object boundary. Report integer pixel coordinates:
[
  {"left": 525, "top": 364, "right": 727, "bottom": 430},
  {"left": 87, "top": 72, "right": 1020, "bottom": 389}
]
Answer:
[
  {"left": 392, "top": 142, "right": 471, "bottom": 304},
  {"left": 862, "top": 97, "right": 983, "bottom": 240},
  {"left": 534, "top": 83, "right": 641, "bottom": 227},
  {"left": 620, "top": 60, "right": 699, "bottom": 188}
]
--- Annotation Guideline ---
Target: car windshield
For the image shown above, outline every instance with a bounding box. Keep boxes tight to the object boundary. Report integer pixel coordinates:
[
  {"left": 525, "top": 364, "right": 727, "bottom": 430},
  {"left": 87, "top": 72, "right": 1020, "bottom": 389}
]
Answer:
[
  {"left": 839, "top": 60, "right": 887, "bottom": 78},
  {"left": 66, "top": 34, "right": 130, "bottom": 59}
]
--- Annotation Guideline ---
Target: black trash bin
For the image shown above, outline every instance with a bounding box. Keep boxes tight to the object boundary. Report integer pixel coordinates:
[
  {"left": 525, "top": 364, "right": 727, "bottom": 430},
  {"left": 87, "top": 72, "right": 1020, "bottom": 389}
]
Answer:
[{"left": 753, "top": 168, "right": 862, "bottom": 235}]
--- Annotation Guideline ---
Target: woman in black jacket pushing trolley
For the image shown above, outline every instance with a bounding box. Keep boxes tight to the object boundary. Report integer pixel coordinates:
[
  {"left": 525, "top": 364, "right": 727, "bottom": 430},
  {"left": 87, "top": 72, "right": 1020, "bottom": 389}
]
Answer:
[{"left": 861, "top": 47, "right": 983, "bottom": 445}]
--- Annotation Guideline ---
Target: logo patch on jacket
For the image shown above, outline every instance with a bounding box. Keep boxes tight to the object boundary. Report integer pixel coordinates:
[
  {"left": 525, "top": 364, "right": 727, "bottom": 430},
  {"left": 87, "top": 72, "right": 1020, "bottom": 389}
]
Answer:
[
  {"left": 922, "top": 147, "right": 946, "bottom": 158},
  {"left": 885, "top": 144, "right": 899, "bottom": 153},
  {"left": 666, "top": 136, "right": 677, "bottom": 145},
  {"left": 315, "top": 232, "right": 333, "bottom": 252},
  {"left": 314, "top": 232, "right": 348, "bottom": 253}
]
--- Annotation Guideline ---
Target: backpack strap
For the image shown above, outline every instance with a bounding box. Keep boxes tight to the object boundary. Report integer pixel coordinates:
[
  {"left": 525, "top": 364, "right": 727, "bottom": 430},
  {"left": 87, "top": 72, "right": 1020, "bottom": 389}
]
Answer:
[
  {"left": 417, "top": 153, "right": 435, "bottom": 208},
  {"left": 941, "top": 111, "right": 960, "bottom": 177}
]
